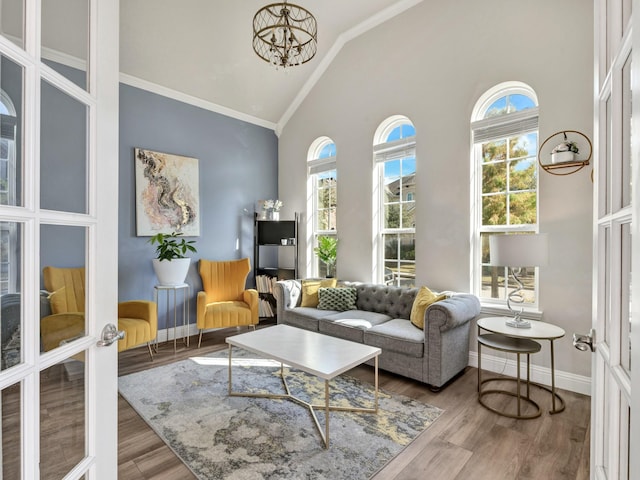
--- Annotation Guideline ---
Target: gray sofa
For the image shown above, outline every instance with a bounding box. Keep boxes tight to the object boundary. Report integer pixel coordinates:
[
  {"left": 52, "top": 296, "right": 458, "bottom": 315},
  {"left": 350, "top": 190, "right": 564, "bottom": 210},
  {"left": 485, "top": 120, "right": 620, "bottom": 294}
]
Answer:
[{"left": 273, "top": 280, "right": 481, "bottom": 389}]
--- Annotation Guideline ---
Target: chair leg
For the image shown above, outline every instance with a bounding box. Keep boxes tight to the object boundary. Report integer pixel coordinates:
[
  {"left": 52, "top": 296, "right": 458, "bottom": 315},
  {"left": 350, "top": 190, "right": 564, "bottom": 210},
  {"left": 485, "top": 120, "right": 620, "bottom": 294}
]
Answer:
[
  {"left": 198, "top": 329, "right": 203, "bottom": 348},
  {"left": 250, "top": 324, "right": 256, "bottom": 331},
  {"left": 147, "top": 342, "right": 154, "bottom": 361}
]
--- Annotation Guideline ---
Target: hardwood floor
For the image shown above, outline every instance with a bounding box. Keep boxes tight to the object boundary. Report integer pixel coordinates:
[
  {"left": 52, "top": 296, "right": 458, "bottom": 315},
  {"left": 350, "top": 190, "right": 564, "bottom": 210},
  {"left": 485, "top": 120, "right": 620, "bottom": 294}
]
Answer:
[{"left": 118, "top": 324, "right": 590, "bottom": 479}]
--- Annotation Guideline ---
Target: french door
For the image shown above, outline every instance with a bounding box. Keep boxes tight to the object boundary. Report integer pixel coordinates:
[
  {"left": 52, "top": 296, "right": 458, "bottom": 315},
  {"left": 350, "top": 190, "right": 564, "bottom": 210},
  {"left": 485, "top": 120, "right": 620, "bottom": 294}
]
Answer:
[
  {"left": 0, "top": 0, "right": 119, "bottom": 478},
  {"left": 592, "top": 0, "right": 638, "bottom": 478}
]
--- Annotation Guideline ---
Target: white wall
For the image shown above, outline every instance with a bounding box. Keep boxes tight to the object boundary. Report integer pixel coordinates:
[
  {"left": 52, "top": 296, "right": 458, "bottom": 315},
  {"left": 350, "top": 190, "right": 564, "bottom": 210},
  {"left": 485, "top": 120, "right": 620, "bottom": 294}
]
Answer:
[{"left": 278, "top": 0, "right": 594, "bottom": 381}]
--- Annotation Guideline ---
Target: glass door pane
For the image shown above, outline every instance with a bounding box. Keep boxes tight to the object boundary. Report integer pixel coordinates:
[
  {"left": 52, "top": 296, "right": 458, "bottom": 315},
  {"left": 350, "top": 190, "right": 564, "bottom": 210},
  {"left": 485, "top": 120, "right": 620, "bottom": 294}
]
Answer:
[
  {"left": 39, "top": 224, "right": 87, "bottom": 353},
  {"left": 0, "top": 0, "right": 23, "bottom": 49},
  {"left": 40, "top": 353, "right": 86, "bottom": 479},
  {"left": 0, "top": 54, "right": 23, "bottom": 207},
  {"left": 41, "top": 0, "right": 89, "bottom": 90},
  {"left": 40, "top": 80, "right": 87, "bottom": 213}
]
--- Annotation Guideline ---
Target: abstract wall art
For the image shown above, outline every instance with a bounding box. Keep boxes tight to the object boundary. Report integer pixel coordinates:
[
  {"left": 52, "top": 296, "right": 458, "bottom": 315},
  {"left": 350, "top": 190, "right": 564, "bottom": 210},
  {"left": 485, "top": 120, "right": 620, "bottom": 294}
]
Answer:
[{"left": 134, "top": 148, "right": 200, "bottom": 236}]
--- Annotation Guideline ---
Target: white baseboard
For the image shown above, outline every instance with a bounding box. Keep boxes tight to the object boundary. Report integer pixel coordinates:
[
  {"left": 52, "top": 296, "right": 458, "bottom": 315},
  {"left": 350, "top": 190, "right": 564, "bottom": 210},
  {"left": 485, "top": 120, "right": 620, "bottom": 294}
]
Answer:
[
  {"left": 468, "top": 351, "right": 591, "bottom": 396},
  {"left": 156, "top": 324, "right": 199, "bottom": 344}
]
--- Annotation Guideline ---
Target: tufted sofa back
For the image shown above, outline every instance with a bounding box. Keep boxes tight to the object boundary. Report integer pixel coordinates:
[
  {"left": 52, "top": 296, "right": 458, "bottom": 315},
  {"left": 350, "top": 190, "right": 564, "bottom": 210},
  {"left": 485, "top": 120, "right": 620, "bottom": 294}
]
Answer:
[{"left": 351, "top": 283, "right": 418, "bottom": 320}]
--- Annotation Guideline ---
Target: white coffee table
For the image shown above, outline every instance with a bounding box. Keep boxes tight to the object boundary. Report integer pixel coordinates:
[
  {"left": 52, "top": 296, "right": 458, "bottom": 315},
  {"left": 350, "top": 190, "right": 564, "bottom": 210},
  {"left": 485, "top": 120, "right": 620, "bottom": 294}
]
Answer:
[{"left": 226, "top": 324, "right": 381, "bottom": 448}]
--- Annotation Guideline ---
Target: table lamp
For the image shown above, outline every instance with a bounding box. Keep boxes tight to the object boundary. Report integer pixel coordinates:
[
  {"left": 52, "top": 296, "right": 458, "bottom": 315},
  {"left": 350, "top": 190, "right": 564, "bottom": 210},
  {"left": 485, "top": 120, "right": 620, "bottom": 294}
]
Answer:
[{"left": 489, "top": 233, "right": 549, "bottom": 328}]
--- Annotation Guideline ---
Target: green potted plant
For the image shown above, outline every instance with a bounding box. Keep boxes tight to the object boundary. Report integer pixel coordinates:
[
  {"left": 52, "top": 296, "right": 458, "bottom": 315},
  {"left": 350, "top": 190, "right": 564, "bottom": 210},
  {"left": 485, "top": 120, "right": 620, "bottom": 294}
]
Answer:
[
  {"left": 314, "top": 236, "right": 338, "bottom": 278},
  {"left": 149, "top": 231, "right": 197, "bottom": 285}
]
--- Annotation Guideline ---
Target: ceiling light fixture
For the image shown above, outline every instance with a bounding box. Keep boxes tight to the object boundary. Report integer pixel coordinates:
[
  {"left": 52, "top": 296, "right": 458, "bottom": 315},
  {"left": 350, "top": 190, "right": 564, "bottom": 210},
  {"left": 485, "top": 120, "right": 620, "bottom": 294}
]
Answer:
[{"left": 252, "top": 1, "right": 317, "bottom": 70}]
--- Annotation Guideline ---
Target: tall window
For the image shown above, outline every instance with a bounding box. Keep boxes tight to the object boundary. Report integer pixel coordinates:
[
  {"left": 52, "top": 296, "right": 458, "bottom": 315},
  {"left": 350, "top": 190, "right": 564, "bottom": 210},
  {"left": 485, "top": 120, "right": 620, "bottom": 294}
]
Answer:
[
  {"left": 307, "top": 137, "right": 337, "bottom": 277},
  {"left": 471, "top": 83, "right": 539, "bottom": 308},
  {"left": 0, "top": 89, "right": 18, "bottom": 294},
  {"left": 374, "top": 116, "right": 416, "bottom": 287}
]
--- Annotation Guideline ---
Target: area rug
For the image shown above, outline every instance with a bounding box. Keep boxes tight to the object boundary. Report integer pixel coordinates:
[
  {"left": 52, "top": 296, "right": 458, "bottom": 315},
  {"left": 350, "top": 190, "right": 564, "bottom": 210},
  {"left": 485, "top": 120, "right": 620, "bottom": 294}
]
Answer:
[{"left": 118, "top": 348, "right": 443, "bottom": 480}]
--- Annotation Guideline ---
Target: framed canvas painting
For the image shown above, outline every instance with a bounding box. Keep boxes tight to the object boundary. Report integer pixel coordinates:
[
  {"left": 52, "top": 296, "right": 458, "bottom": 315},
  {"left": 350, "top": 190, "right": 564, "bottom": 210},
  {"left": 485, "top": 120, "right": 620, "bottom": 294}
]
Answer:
[{"left": 135, "top": 148, "right": 200, "bottom": 236}]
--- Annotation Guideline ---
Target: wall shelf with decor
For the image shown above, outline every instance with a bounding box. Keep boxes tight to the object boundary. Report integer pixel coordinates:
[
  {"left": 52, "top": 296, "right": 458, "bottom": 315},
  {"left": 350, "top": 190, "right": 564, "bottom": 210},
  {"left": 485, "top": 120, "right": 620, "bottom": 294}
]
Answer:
[
  {"left": 254, "top": 212, "right": 298, "bottom": 319},
  {"left": 538, "top": 130, "right": 592, "bottom": 176}
]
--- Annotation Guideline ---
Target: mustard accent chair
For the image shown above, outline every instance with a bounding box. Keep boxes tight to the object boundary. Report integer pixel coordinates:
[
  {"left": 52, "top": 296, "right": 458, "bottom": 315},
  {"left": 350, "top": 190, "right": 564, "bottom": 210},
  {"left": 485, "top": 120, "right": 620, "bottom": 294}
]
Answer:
[
  {"left": 197, "top": 258, "right": 259, "bottom": 347},
  {"left": 41, "top": 266, "right": 158, "bottom": 359}
]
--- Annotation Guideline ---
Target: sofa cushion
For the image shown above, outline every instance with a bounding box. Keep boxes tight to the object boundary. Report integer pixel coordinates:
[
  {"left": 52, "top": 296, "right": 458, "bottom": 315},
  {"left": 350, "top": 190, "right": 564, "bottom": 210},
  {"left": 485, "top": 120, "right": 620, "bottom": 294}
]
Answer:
[
  {"left": 281, "top": 306, "right": 338, "bottom": 331},
  {"left": 364, "top": 319, "right": 424, "bottom": 358},
  {"left": 319, "top": 319, "right": 368, "bottom": 343},
  {"left": 410, "top": 286, "right": 448, "bottom": 329},
  {"left": 322, "top": 310, "right": 392, "bottom": 324},
  {"left": 300, "top": 278, "right": 337, "bottom": 307},
  {"left": 318, "top": 312, "right": 392, "bottom": 343},
  {"left": 318, "top": 287, "right": 357, "bottom": 311}
]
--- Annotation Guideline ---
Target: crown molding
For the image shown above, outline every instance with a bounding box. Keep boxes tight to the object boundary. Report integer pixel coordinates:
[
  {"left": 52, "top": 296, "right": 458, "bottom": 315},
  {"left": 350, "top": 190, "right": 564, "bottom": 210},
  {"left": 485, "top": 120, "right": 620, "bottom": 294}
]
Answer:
[
  {"left": 119, "top": 73, "right": 277, "bottom": 131},
  {"left": 275, "top": 0, "right": 425, "bottom": 136}
]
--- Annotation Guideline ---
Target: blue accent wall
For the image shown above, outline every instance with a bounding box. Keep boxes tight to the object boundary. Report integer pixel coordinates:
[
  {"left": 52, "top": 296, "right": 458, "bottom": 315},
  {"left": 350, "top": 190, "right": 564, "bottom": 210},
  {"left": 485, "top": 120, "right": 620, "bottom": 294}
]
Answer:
[{"left": 118, "top": 84, "right": 278, "bottom": 328}]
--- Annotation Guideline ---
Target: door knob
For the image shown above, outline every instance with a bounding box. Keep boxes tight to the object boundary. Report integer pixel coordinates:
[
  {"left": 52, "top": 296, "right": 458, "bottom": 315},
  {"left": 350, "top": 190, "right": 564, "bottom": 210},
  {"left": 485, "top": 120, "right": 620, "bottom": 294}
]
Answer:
[
  {"left": 573, "top": 328, "right": 595, "bottom": 352},
  {"left": 97, "top": 323, "right": 125, "bottom": 347}
]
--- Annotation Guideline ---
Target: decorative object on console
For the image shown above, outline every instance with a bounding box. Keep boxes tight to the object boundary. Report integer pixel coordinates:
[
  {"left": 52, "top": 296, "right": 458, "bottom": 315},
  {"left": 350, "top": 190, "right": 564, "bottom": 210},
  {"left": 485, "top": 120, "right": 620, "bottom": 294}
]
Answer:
[
  {"left": 134, "top": 148, "right": 200, "bottom": 236},
  {"left": 149, "top": 231, "right": 197, "bottom": 286},
  {"left": 489, "top": 233, "right": 549, "bottom": 328},
  {"left": 252, "top": 1, "right": 318, "bottom": 70}
]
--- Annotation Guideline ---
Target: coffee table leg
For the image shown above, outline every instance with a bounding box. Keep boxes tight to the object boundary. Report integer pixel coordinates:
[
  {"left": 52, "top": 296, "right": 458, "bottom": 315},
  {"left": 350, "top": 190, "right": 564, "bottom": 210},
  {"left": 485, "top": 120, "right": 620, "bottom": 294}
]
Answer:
[
  {"left": 324, "top": 380, "right": 329, "bottom": 449},
  {"left": 374, "top": 355, "right": 379, "bottom": 412},
  {"left": 228, "top": 344, "right": 232, "bottom": 396}
]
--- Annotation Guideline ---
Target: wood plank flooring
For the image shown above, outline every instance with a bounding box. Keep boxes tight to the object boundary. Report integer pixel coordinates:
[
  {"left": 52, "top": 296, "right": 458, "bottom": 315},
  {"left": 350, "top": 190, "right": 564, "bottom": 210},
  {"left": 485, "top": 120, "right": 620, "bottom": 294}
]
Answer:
[{"left": 118, "top": 324, "right": 591, "bottom": 479}]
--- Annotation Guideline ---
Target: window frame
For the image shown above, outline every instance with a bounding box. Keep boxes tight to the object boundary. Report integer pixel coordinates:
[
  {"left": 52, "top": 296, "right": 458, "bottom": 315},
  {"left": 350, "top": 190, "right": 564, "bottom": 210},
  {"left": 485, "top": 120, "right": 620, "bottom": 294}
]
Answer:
[
  {"left": 471, "top": 83, "right": 541, "bottom": 314},
  {"left": 373, "top": 116, "right": 416, "bottom": 287},
  {"left": 307, "top": 137, "right": 337, "bottom": 277}
]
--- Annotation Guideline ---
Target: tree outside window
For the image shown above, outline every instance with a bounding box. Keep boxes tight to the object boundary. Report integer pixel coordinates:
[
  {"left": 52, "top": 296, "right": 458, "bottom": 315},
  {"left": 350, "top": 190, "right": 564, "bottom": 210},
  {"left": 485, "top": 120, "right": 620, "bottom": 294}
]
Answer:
[{"left": 472, "top": 84, "right": 539, "bottom": 306}]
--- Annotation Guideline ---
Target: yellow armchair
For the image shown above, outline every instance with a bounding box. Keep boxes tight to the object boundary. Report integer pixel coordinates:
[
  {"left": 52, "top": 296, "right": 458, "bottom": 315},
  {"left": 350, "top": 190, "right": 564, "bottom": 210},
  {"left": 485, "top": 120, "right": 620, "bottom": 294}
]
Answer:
[
  {"left": 41, "top": 266, "right": 158, "bottom": 359},
  {"left": 197, "top": 258, "right": 258, "bottom": 347}
]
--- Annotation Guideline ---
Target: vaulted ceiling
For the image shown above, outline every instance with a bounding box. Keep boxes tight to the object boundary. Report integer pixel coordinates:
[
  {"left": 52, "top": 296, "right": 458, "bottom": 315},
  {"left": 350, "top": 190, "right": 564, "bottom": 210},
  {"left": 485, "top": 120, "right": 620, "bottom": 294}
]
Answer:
[{"left": 120, "top": 0, "right": 421, "bottom": 131}]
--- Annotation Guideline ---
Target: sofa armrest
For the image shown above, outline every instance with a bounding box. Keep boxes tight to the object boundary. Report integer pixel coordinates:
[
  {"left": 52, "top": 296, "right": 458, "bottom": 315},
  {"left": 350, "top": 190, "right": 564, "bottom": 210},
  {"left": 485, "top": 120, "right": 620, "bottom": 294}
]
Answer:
[
  {"left": 273, "top": 280, "right": 302, "bottom": 321},
  {"left": 425, "top": 294, "right": 481, "bottom": 332},
  {"left": 243, "top": 289, "right": 259, "bottom": 324}
]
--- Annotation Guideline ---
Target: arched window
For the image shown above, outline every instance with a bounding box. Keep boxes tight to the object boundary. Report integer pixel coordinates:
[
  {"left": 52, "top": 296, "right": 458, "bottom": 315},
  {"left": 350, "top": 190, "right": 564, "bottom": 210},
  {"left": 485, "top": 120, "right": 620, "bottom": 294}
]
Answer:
[
  {"left": 373, "top": 116, "right": 416, "bottom": 286},
  {"left": 471, "top": 82, "right": 540, "bottom": 309},
  {"left": 307, "top": 137, "right": 337, "bottom": 277}
]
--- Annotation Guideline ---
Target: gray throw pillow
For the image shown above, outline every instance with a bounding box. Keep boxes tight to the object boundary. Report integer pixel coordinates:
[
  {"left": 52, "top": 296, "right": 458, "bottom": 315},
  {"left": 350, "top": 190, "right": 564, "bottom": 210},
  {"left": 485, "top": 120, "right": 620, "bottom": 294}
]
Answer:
[{"left": 317, "top": 287, "right": 357, "bottom": 311}]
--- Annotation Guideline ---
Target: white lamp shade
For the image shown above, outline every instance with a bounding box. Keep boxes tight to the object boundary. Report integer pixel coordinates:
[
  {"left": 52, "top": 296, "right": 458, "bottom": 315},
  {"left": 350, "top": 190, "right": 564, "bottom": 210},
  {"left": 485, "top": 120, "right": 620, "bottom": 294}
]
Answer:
[{"left": 489, "top": 233, "right": 549, "bottom": 267}]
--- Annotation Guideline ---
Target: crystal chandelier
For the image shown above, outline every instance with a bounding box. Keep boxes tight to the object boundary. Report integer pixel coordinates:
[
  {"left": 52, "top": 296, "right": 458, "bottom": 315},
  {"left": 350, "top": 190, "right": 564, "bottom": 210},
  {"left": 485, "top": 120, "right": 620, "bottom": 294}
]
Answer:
[{"left": 252, "top": 1, "right": 318, "bottom": 69}]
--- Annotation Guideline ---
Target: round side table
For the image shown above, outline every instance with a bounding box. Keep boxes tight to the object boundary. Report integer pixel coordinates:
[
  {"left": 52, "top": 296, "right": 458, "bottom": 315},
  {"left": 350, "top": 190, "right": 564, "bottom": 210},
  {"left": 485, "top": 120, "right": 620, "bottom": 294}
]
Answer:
[
  {"left": 477, "top": 316, "right": 566, "bottom": 415},
  {"left": 478, "top": 333, "right": 542, "bottom": 419}
]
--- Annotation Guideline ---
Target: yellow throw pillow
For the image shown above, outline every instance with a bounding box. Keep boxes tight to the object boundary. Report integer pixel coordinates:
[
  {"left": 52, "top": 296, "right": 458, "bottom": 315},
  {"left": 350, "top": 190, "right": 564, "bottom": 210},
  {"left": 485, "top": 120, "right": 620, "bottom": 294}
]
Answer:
[
  {"left": 410, "top": 286, "right": 447, "bottom": 329},
  {"left": 300, "top": 278, "right": 338, "bottom": 307}
]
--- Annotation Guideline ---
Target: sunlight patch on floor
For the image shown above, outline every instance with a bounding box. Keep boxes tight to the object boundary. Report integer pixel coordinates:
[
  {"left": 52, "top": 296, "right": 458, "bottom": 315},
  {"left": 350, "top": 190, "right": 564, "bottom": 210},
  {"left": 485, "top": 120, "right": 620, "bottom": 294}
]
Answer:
[{"left": 189, "top": 356, "right": 286, "bottom": 368}]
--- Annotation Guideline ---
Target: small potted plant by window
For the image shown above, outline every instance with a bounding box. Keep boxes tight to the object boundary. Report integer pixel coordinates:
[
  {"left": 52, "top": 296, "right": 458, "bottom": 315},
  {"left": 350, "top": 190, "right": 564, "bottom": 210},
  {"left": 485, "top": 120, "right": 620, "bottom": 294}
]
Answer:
[
  {"left": 149, "top": 231, "right": 197, "bottom": 285},
  {"left": 551, "top": 140, "right": 579, "bottom": 164},
  {"left": 314, "top": 236, "right": 338, "bottom": 278}
]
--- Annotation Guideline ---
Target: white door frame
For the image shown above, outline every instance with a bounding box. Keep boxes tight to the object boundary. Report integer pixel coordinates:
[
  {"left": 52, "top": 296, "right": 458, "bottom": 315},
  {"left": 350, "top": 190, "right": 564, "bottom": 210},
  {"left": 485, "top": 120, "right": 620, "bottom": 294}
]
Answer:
[{"left": 0, "top": 0, "right": 119, "bottom": 477}]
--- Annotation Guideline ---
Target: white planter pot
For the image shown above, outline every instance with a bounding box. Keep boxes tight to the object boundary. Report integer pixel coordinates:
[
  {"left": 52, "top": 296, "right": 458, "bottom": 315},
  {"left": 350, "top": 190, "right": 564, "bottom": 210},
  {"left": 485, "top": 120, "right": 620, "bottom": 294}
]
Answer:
[
  {"left": 152, "top": 258, "right": 191, "bottom": 286},
  {"left": 551, "top": 151, "right": 575, "bottom": 164}
]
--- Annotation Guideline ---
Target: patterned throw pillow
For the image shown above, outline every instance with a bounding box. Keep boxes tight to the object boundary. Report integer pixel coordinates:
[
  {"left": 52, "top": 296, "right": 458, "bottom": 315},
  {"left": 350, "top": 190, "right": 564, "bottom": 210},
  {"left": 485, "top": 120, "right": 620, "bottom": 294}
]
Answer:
[
  {"left": 317, "top": 287, "right": 357, "bottom": 311},
  {"left": 300, "top": 278, "right": 338, "bottom": 307}
]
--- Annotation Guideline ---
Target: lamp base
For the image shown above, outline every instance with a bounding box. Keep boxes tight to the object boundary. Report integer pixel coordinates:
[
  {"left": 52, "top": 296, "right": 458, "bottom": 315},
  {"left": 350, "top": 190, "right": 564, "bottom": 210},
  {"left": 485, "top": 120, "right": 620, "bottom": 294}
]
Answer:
[{"left": 505, "top": 317, "right": 531, "bottom": 329}]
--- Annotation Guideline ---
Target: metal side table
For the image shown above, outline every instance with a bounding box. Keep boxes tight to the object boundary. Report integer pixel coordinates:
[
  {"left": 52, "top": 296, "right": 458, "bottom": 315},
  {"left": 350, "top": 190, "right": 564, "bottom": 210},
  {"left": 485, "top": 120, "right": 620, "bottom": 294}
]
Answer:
[
  {"left": 154, "top": 283, "right": 190, "bottom": 353},
  {"left": 477, "top": 316, "right": 566, "bottom": 415}
]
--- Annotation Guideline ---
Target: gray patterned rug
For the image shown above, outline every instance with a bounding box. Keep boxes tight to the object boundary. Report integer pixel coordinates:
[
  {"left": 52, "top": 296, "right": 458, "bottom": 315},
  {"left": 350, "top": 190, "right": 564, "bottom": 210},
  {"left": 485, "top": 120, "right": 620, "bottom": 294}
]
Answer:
[{"left": 118, "top": 348, "right": 442, "bottom": 479}]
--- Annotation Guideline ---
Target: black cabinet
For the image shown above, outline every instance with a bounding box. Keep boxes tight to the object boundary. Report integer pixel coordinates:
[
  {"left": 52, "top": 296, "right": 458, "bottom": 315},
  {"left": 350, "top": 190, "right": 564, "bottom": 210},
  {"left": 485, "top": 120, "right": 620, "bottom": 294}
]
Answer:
[{"left": 254, "top": 213, "right": 298, "bottom": 318}]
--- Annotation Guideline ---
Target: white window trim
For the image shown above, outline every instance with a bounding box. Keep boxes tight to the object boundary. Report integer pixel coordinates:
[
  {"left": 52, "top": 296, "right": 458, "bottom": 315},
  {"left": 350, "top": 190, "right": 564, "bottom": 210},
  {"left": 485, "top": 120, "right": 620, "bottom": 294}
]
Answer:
[
  {"left": 307, "top": 137, "right": 337, "bottom": 277},
  {"left": 471, "top": 85, "right": 541, "bottom": 312}
]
